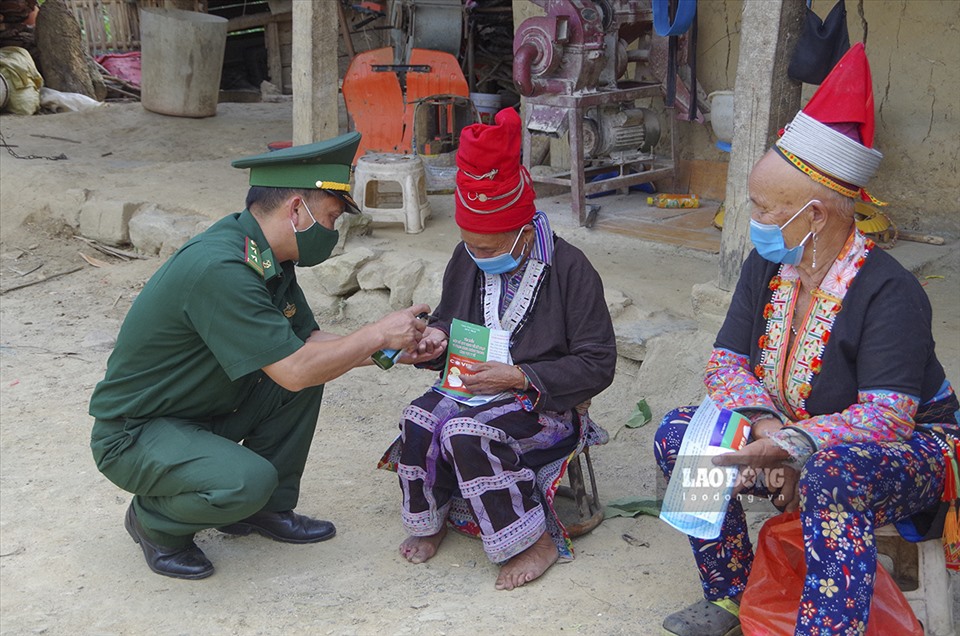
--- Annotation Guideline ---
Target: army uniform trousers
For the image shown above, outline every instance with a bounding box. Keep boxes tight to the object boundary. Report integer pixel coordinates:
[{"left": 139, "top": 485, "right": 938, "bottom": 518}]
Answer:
[{"left": 91, "top": 373, "right": 324, "bottom": 548}]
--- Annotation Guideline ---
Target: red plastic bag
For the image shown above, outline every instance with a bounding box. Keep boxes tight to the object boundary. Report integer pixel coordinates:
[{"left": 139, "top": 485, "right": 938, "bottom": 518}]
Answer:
[
  {"left": 96, "top": 52, "right": 141, "bottom": 87},
  {"left": 740, "top": 512, "right": 922, "bottom": 636}
]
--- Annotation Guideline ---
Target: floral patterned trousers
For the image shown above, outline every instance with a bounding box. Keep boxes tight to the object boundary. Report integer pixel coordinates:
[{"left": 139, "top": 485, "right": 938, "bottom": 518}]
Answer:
[{"left": 654, "top": 406, "right": 946, "bottom": 635}]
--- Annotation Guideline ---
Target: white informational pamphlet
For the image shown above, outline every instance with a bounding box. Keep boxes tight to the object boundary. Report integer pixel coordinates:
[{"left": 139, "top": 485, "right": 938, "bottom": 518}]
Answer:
[{"left": 659, "top": 396, "right": 752, "bottom": 540}]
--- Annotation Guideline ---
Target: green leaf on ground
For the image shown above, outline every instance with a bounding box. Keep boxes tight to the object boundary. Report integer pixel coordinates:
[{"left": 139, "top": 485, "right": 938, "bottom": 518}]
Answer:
[
  {"left": 625, "top": 398, "right": 652, "bottom": 428},
  {"left": 604, "top": 497, "right": 662, "bottom": 519}
]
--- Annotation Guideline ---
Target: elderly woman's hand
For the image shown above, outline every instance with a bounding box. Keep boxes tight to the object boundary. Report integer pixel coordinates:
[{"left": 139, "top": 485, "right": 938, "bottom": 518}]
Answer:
[
  {"left": 461, "top": 361, "right": 527, "bottom": 395},
  {"left": 713, "top": 438, "right": 801, "bottom": 512},
  {"left": 766, "top": 466, "right": 801, "bottom": 512},
  {"left": 714, "top": 437, "right": 789, "bottom": 468},
  {"left": 751, "top": 417, "right": 784, "bottom": 440},
  {"left": 397, "top": 326, "right": 448, "bottom": 365}
]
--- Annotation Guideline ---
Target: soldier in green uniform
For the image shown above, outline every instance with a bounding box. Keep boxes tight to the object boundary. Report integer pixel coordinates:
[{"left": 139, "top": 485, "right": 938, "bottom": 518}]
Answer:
[{"left": 89, "top": 133, "right": 441, "bottom": 580}]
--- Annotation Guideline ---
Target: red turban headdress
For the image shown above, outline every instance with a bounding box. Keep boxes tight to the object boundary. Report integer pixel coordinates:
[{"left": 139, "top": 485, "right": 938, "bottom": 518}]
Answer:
[{"left": 455, "top": 107, "right": 536, "bottom": 234}]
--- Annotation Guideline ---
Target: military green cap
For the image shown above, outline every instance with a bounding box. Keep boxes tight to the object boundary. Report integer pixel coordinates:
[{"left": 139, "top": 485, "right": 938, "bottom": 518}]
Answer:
[{"left": 232, "top": 132, "right": 362, "bottom": 212}]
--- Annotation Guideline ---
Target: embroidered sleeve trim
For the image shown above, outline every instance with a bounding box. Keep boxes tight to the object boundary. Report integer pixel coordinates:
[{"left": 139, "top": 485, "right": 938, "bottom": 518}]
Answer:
[
  {"left": 791, "top": 389, "right": 920, "bottom": 449},
  {"left": 734, "top": 408, "right": 788, "bottom": 425},
  {"left": 768, "top": 427, "right": 817, "bottom": 469},
  {"left": 705, "top": 348, "right": 781, "bottom": 413}
]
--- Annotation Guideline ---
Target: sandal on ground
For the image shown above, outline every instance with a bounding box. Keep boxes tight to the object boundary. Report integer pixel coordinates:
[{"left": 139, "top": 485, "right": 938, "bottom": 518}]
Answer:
[{"left": 662, "top": 598, "right": 741, "bottom": 636}]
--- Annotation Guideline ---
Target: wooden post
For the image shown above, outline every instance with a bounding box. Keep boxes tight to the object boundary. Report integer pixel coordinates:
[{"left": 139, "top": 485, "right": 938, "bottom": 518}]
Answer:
[
  {"left": 265, "top": 21, "right": 283, "bottom": 88},
  {"left": 336, "top": 1, "right": 355, "bottom": 61},
  {"left": 292, "top": 1, "right": 339, "bottom": 145},
  {"left": 717, "top": 0, "right": 805, "bottom": 291}
]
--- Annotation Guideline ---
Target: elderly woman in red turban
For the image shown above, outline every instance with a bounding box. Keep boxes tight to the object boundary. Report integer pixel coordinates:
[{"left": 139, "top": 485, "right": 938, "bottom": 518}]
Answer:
[{"left": 379, "top": 107, "right": 617, "bottom": 590}]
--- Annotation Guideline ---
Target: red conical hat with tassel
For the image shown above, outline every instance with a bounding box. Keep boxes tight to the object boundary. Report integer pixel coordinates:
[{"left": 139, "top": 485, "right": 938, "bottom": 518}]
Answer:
[
  {"left": 803, "top": 42, "right": 876, "bottom": 147},
  {"left": 775, "top": 43, "right": 885, "bottom": 204}
]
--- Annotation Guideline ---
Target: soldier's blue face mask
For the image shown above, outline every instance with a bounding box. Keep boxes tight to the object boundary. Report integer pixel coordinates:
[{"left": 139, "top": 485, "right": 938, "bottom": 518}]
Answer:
[
  {"left": 465, "top": 228, "right": 528, "bottom": 275},
  {"left": 292, "top": 199, "right": 339, "bottom": 267},
  {"left": 749, "top": 199, "right": 818, "bottom": 266}
]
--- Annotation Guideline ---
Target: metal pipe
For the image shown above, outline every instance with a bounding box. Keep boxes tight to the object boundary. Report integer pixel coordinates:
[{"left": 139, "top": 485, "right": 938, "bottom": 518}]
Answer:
[{"left": 513, "top": 42, "right": 540, "bottom": 97}]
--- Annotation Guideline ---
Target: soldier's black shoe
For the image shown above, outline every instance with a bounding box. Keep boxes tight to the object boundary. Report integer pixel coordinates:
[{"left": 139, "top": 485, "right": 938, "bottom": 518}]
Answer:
[
  {"left": 219, "top": 510, "right": 336, "bottom": 544},
  {"left": 124, "top": 503, "right": 214, "bottom": 580}
]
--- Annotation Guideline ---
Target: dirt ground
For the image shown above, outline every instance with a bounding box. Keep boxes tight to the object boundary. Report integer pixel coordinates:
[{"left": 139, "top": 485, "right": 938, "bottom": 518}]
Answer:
[{"left": 0, "top": 103, "right": 957, "bottom": 636}]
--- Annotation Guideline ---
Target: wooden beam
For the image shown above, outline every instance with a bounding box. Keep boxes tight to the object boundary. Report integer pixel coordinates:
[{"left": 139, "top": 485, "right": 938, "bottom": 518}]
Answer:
[
  {"left": 717, "top": 0, "right": 804, "bottom": 291},
  {"left": 265, "top": 20, "right": 282, "bottom": 87},
  {"left": 292, "top": 1, "right": 339, "bottom": 144},
  {"left": 336, "top": 0, "right": 355, "bottom": 60},
  {"left": 226, "top": 10, "right": 290, "bottom": 33}
]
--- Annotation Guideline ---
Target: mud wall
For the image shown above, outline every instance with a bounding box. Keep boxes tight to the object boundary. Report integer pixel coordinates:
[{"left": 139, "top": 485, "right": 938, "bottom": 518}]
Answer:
[{"left": 512, "top": 0, "right": 959, "bottom": 237}]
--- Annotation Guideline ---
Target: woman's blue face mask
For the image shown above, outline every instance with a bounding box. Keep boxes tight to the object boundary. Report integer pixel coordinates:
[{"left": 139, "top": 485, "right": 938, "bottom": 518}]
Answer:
[
  {"left": 749, "top": 199, "right": 819, "bottom": 266},
  {"left": 466, "top": 228, "right": 527, "bottom": 275}
]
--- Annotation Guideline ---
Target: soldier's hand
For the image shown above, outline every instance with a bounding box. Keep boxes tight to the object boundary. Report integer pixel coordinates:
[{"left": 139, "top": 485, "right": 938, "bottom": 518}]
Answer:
[{"left": 375, "top": 304, "right": 430, "bottom": 351}]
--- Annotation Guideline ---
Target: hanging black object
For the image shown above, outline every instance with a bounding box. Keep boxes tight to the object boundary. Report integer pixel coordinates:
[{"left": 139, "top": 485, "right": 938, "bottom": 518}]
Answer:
[{"left": 788, "top": 0, "right": 851, "bottom": 85}]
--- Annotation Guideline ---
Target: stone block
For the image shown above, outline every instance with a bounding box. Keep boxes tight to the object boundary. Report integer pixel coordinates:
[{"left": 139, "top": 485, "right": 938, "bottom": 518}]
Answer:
[
  {"left": 333, "top": 212, "right": 372, "bottom": 257},
  {"left": 51, "top": 188, "right": 90, "bottom": 229},
  {"left": 613, "top": 308, "right": 697, "bottom": 362},
  {"left": 412, "top": 268, "right": 443, "bottom": 313},
  {"left": 614, "top": 321, "right": 648, "bottom": 362},
  {"left": 357, "top": 260, "right": 388, "bottom": 291},
  {"left": 604, "top": 287, "right": 633, "bottom": 320},
  {"left": 340, "top": 289, "right": 392, "bottom": 323},
  {"left": 79, "top": 199, "right": 140, "bottom": 246},
  {"left": 128, "top": 205, "right": 209, "bottom": 257},
  {"left": 634, "top": 327, "right": 717, "bottom": 418},
  {"left": 311, "top": 247, "right": 377, "bottom": 296},
  {"left": 690, "top": 281, "right": 733, "bottom": 332},
  {"left": 386, "top": 259, "right": 425, "bottom": 309},
  {"left": 303, "top": 291, "right": 343, "bottom": 322}
]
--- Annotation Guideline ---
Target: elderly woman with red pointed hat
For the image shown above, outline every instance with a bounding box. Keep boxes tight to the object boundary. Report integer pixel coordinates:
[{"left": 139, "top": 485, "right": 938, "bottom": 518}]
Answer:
[
  {"left": 379, "top": 107, "right": 617, "bottom": 590},
  {"left": 654, "top": 43, "right": 959, "bottom": 635}
]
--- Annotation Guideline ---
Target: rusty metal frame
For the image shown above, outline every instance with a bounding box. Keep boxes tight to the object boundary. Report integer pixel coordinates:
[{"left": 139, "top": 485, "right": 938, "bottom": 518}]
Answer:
[{"left": 521, "top": 82, "right": 678, "bottom": 227}]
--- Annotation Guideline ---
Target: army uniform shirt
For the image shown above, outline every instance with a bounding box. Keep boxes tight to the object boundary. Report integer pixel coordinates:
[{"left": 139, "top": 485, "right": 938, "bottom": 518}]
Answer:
[{"left": 89, "top": 209, "right": 319, "bottom": 422}]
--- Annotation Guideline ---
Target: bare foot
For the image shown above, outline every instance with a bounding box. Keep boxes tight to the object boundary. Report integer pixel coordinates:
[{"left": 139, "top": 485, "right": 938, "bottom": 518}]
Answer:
[
  {"left": 494, "top": 531, "right": 558, "bottom": 591},
  {"left": 399, "top": 526, "right": 447, "bottom": 564}
]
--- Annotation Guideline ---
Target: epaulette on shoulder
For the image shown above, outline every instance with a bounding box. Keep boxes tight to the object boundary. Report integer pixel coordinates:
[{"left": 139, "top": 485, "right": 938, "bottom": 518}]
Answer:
[{"left": 244, "top": 236, "right": 264, "bottom": 277}]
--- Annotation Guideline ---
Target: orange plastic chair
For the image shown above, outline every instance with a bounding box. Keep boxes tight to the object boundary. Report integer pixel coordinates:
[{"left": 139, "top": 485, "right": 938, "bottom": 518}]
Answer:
[
  {"left": 342, "top": 47, "right": 406, "bottom": 161},
  {"left": 342, "top": 47, "right": 469, "bottom": 163}
]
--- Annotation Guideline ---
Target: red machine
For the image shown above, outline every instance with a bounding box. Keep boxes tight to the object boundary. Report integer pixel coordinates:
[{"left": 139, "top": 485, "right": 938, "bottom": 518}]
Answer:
[{"left": 514, "top": 0, "right": 676, "bottom": 226}]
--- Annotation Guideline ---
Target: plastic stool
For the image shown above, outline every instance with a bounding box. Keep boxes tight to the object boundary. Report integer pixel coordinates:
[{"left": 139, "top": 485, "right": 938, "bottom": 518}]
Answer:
[
  {"left": 353, "top": 153, "right": 431, "bottom": 233},
  {"left": 876, "top": 524, "right": 955, "bottom": 635}
]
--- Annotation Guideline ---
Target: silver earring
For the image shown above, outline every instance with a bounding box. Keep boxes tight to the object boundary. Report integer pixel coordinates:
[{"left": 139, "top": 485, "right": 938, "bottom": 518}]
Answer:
[{"left": 812, "top": 233, "right": 818, "bottom": 270}]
